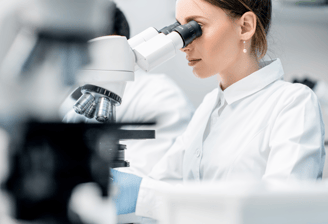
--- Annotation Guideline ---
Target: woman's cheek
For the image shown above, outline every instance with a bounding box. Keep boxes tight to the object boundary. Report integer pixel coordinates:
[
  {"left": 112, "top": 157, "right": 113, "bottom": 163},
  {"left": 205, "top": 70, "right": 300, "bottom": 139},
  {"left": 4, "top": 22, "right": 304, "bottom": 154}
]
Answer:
[{"left": 202, "top": 35, "right": 220, "bottom": 60}]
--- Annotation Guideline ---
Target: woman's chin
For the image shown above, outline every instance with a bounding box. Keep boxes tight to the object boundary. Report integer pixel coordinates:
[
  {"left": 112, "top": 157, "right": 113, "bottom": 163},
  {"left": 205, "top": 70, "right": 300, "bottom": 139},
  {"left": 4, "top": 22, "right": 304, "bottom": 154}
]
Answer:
[{"left": 192, "top": 68, "right": 216, "bottom": 79}]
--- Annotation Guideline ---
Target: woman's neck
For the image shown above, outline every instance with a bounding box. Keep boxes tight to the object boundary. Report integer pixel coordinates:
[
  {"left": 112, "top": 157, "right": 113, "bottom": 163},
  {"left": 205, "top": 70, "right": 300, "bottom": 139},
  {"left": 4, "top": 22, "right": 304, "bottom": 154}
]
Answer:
[{"left": 217, "top": 56, "right": 260, "bottom": 91}]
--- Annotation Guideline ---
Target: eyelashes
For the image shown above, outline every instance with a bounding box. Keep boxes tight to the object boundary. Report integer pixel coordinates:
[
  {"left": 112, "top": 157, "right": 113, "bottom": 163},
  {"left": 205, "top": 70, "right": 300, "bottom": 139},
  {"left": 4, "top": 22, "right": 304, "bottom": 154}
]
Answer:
[{"left": 176, "top": 19, "right": 203, "bottom": 28}]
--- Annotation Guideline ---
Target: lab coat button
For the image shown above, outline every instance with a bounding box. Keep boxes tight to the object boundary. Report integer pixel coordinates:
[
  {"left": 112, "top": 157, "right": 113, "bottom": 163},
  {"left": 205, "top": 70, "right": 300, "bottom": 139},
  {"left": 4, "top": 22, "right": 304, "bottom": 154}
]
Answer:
[{"left": 195, "top": 150, "right": 201, "bottom": 157}]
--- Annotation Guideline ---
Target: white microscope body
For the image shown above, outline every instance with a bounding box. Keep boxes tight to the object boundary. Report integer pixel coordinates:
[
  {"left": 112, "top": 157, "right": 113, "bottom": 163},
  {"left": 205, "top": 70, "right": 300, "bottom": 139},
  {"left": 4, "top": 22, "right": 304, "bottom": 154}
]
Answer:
[{"left": 73, "top": 21, "right": 202, "bottom": 122}]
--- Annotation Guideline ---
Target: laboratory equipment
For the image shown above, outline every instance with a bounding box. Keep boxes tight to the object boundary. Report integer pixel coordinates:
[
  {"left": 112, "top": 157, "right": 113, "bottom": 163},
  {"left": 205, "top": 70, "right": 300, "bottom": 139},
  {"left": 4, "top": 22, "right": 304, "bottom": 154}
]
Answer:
[
  {"left": 3, "top": 121, "right": 154, "bottom": 223},
  {"left": 72, "top": 20, "right": 202, "bottom": 122},
  {"left": 0, "top": 0, "right": 116, "bottom": 123},
  {"left": 0, "top": 1, "right": 118, "bottom": 223},
  {"left": 0, "top": 1, "right": 202, "bottom": 223},
  {"left": 0, "top": 1, "right": 156, "bottom": 223}
]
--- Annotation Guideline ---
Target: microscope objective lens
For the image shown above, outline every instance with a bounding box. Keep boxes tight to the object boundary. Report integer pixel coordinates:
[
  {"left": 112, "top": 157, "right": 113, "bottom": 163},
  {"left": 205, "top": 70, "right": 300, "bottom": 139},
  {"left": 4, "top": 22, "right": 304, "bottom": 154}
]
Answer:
[
  {"left": 84, "top": 101, "right": 97, "bottom": 119},
  {"left": 95, "top": 97, "right": 112, "bottom": 122},
  {"left": 73, "top": 93, "right": 95, "bottom": 115}
]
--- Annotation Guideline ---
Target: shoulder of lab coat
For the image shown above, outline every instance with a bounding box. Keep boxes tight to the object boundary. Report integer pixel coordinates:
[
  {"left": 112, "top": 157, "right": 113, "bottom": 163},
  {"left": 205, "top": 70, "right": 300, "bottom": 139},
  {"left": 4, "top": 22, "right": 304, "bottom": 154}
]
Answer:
[{"left": 263, "top": 82, "right": 326, "bottom": 180}]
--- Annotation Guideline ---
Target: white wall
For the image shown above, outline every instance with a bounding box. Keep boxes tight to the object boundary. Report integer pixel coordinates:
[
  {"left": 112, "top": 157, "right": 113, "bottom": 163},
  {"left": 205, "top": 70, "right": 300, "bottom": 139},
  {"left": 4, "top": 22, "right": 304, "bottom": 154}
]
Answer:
[{"left": 269, "top": 3, "right": 328, "bottom": 83}]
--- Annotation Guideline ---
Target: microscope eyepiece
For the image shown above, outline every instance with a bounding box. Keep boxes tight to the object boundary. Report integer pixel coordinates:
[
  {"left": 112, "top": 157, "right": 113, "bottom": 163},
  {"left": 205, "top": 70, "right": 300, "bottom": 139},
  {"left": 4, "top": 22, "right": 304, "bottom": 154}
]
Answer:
[
  {"left": 159, "top": 21, "right": 181, "bottom": 35},
  {"left": 174, "top": 20, "right": 202, "bottom": 48}
]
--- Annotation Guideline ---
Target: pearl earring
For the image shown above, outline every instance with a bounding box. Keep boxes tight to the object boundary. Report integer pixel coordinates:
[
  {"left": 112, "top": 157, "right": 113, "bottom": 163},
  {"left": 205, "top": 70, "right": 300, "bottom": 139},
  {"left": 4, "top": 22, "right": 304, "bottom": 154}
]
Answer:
[{"left": 243, "top": 41, "right": 247, "bottom": 53}]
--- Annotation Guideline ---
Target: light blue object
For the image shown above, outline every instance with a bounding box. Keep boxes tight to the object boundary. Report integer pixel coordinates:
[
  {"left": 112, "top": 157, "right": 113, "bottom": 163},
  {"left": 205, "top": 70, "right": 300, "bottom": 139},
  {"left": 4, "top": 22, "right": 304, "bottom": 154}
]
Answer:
[{"left": 110, "top": 169, "right": 142, "bottom": 215}]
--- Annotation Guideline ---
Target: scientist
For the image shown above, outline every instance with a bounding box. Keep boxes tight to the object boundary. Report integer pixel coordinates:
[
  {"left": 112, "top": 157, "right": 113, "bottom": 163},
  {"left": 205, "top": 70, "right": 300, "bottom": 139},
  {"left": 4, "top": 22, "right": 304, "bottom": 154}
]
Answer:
[{"left": 107, "top": 0, "right": 326, "bottom": 220}]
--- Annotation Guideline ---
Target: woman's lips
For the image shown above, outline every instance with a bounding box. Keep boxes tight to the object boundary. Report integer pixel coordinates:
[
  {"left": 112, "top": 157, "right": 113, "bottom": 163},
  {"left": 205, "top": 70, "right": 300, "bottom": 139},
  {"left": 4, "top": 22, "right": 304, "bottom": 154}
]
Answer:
[{"left": 188, "top": 59, "right": 201, "bottom": 66}]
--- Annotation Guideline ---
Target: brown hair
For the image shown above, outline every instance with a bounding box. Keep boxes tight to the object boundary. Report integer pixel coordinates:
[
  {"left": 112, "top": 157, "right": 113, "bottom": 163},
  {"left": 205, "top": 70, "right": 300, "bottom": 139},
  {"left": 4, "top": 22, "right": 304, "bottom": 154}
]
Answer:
[{"left": 204, "top": 0, "right": 272, "bottom": 60}]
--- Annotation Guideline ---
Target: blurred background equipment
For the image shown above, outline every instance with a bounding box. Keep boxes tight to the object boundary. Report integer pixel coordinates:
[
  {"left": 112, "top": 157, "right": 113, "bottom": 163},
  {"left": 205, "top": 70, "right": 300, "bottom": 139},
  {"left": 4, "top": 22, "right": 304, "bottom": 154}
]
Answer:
[
  {"left": 3, "top": 121, "right": 154, "bottom": 223},
  {"left": 0, "top": 0, "right": 115, "bottom": 123},
  {"left": 0, "top": 0, "right": 118, "bottom": 222},
  {"left": 0, "top": 0, "right": 155, "bottom": 223},
  {"left": 0, "top": 0, "right": 202, "bottom": 223}
]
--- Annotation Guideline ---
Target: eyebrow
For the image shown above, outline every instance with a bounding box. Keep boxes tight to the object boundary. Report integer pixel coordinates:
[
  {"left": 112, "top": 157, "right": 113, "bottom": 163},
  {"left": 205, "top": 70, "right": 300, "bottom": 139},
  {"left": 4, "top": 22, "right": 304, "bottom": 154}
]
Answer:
[{"left": 176, "top": 15, "right": 206, "bottom": 24}]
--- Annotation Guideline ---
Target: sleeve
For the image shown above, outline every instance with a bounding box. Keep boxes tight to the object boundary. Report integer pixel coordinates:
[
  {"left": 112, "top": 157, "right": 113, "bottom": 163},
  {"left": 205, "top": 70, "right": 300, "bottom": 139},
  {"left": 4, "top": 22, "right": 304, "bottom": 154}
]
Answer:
[
  {"left": 263, "top": 85, "right": 326, "bottom": 180},
  {"left": 135, "top": 134, "right": 186, "bottom": 219},
  {"left": 133, "top": 86, "right": 216, "bottom": 219}
]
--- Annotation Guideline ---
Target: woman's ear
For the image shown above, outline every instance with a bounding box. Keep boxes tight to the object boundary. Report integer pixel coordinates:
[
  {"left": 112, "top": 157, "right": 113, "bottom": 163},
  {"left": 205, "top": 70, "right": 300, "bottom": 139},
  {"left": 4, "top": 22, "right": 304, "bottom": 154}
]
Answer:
[{"left": 239, "top": 11, "right": 257, "bottom": 41}]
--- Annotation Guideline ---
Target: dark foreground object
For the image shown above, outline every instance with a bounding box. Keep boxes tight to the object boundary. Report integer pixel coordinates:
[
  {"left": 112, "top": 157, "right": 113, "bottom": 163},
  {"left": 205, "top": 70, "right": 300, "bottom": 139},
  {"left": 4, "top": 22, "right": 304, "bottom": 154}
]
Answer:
[{"left": 3, "top": 121, "right": 155, "bottom": 224}]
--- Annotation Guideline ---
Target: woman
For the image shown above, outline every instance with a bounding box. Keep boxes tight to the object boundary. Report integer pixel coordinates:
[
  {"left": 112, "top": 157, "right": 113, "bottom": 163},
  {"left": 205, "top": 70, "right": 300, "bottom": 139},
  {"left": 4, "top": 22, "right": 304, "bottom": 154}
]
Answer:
[{"left": 111, "top": 0, "right": 326, "bottom": 220}]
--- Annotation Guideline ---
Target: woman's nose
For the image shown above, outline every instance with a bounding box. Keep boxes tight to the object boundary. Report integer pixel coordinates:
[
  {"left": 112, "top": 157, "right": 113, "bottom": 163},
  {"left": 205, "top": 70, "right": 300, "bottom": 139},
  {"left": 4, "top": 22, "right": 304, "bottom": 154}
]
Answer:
[
  {"left": 180, "top": 39, "right": 196, "bottom": 52},
  {"left": 180, "top": 44, "right": 191, "bottom": 53},
  {"left": 180, "top": 47, "right": 188, "bottom": 53}
]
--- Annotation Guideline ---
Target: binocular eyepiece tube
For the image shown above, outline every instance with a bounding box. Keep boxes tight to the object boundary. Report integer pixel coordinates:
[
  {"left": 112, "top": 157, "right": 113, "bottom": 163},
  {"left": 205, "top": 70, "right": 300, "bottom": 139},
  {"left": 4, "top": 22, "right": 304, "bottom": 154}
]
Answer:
[
  {"left": 173, "top": 20, "right": 202, "bottom": 48},
  {"left": 159, "top": 21, "right": 181, "bottom": 35},
  {"left": 159, "top": 20, "right": 202, "bottom": 47}
]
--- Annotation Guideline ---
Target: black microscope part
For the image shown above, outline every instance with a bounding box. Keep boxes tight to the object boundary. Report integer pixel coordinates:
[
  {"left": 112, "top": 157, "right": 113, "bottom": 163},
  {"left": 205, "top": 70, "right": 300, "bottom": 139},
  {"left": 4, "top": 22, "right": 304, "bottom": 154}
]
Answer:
[
  {"left": 292, "top": 77, "right": 317, "bottom": 90},
  {"left": 174, "top": 20, "right": 202, "bottom": 48},
  {"left": 159, "top": 21, "right": 181, "bottom": 35},
  {"left": 82, "top": 84, "right": 122, "bottom": 104}
]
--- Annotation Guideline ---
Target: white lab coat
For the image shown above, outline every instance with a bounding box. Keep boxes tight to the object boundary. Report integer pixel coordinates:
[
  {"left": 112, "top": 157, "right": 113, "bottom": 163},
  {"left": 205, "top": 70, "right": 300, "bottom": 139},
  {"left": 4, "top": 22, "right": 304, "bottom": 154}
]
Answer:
[
  {"left": 63, "top": 70, "right": 195, "bottom": 177},
  {"left": 136, "top": 59, "right": 326, "bottom": 219}
]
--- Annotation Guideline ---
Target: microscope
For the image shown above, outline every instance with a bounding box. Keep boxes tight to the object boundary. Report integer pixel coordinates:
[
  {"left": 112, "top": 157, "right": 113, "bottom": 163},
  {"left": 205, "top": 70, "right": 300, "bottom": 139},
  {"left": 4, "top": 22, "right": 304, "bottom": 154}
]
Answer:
[
  {"left": 0, "top": 1, "right": 202, "bottom": 223},
  {"left": 72, "top": 20, "right": 202, "bottom": 123}
]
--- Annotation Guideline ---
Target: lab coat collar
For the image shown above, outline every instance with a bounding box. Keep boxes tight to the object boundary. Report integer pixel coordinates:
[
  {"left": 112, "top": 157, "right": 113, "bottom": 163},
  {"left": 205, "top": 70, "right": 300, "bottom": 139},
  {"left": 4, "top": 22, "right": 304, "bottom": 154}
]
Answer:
[{"left": 220, "top": 58, "right": 284, "bottom": 105}]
